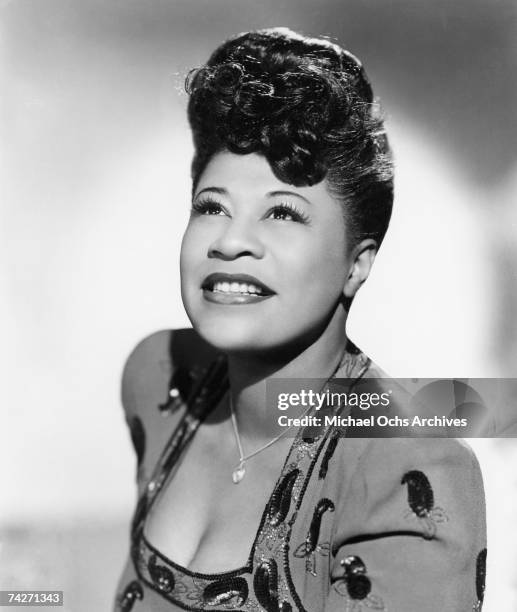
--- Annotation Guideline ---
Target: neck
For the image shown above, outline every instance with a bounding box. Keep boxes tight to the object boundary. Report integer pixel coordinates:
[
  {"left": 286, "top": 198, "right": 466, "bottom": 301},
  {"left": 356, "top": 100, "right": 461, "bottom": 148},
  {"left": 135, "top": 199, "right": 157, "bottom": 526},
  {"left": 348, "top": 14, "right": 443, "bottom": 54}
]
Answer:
[{"left": 226, "top": 306, "right": 349, "bottom": 439}]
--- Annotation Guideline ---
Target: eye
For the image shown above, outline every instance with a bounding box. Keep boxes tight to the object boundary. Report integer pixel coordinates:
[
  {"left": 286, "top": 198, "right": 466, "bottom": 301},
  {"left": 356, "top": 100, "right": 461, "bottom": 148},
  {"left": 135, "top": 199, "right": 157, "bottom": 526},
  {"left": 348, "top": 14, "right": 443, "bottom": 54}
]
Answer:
[
  {"left": 191, "top": 197, "right": 227, "bottom": 217},
  {"left": 267, "top": 202, "right": 310, "bottom": 224}
]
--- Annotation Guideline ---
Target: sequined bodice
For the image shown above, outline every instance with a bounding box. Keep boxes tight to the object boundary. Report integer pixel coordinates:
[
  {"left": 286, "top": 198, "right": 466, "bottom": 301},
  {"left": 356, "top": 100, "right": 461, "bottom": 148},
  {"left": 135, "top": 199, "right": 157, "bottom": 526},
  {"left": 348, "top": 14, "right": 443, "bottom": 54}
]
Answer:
[
  {"left": 116, "top": 345, "right": 372, "bottom": 611},
  {"left": 123, "top": 354, "right": 351, "bottom": 610},
  {"left": 115, "top": 334, "right": 487, "bottom": 612}
]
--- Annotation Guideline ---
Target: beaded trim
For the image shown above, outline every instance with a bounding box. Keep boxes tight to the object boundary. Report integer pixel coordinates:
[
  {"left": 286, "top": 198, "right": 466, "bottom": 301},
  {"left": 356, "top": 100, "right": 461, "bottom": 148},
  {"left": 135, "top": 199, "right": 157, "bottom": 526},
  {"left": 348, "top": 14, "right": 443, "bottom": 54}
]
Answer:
[{"left": 128, "top": 343, "right": 372, "bottom": 610}]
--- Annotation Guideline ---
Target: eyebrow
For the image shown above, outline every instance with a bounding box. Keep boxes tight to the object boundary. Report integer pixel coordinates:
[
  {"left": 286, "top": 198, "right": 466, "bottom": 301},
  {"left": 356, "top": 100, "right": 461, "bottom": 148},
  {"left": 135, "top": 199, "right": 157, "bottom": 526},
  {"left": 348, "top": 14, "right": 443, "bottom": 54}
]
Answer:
[
  {"left": 193, "top": 186, "right": 228, "bottom": 199},
  {"left": 266, "top": 190, "right": 312, "bottom": 205},
  {"left": 193, "top": 187, "right": 312, "bottom": 205}
]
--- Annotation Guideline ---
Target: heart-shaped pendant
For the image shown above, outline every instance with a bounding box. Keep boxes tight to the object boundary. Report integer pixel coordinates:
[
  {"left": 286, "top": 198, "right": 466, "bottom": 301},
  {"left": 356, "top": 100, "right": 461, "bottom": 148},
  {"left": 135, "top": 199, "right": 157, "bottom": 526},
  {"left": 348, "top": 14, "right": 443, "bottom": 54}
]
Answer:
[{"left": 232, "top": 464, "right": 246, "bottom": 484}]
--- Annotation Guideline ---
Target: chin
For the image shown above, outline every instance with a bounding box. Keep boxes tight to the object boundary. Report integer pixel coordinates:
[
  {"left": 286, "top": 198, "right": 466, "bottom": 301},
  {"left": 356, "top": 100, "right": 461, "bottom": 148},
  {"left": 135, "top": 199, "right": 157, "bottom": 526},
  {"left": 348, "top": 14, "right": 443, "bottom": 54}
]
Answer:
[
  {"left": 190, "top": 318, "right": 320, "bottom": 364},
  {"left": 192, "top": 318, "right": 269, "bottom": 354},
  {"left": 182, "top": 296, "right": 273, "bottom": 354}
]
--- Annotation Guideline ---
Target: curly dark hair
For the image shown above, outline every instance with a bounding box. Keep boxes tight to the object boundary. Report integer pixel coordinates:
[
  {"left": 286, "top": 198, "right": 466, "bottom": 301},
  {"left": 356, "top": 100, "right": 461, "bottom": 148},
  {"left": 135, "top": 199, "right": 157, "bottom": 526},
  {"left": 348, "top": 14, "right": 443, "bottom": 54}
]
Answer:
[{"left": 186, "top": 27, "right": 393, "bottom": 247}]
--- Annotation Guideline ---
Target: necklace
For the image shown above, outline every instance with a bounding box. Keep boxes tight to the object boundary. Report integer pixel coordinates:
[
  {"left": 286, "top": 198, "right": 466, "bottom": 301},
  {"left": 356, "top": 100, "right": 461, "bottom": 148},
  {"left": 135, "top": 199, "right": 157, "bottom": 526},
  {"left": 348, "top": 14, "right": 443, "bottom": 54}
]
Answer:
[
  {"left": 229, "top": 396, "right": 313, "bottom": 484},
  {"left": 228, "top": 346, "right": 351, "bottom": 484}
]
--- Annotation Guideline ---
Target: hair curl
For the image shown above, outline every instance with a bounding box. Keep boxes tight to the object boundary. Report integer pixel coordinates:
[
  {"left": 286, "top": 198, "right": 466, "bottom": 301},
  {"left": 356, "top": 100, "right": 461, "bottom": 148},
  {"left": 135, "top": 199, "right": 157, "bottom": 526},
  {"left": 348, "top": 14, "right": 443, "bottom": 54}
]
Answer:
[{"left": 186, "top": 27, "right": 393, "bottom": 247}]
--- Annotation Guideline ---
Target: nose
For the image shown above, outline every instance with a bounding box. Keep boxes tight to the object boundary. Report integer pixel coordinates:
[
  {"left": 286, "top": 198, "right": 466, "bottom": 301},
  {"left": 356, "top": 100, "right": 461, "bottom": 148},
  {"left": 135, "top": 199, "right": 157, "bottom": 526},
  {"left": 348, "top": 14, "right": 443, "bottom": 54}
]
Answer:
[{"left": 208, "top": 218, "right": 265, "bottom": 260}]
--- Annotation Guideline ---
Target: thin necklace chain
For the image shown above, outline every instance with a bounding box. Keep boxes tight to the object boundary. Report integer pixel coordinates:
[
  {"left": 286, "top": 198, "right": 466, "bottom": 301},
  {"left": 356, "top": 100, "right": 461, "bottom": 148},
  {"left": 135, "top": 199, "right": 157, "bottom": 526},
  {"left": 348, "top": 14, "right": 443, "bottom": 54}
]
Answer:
[
  {"left": 228, "top": 346, "right": 350, "bottom": 483},
  {"left": 229, "top": 396, "right": 313, "bottom": 462}
]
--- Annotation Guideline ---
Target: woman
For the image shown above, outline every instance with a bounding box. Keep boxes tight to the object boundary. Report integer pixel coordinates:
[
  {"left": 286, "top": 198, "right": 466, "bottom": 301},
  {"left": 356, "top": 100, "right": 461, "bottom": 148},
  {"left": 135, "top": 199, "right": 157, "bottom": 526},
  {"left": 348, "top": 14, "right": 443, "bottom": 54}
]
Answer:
[{"left": 115, "top": 28, "right": 486, "bottom": 611}]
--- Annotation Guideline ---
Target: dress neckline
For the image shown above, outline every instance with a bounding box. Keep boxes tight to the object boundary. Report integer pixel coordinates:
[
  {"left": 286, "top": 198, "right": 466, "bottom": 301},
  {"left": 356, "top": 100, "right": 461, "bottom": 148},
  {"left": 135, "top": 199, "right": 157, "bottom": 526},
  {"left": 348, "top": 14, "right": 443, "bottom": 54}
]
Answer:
[
  {"left": 140, "top": 374, "right": 316, "bottom": 578},
  {"left": 141, "top": 417, "right": 298, "bottom": 578},
  {"left": 130, "top": 342, "right": 372, "bottom": 598}
]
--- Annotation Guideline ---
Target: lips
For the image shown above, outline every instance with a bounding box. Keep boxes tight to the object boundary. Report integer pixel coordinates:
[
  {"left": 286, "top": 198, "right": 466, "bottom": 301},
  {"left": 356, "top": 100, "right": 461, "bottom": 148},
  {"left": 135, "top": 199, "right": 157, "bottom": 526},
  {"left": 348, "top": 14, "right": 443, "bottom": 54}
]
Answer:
[{"left": 201, "top": 272, "right": 275, "bottom": 305}]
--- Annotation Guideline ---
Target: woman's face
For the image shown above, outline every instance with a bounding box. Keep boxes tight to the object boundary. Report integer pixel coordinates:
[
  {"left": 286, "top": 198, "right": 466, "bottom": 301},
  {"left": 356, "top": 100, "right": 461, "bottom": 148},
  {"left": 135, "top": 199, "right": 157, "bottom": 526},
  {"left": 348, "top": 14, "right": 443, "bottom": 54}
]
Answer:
[{"left": 180, "top": 151, "right": 354, "bottom": 355}]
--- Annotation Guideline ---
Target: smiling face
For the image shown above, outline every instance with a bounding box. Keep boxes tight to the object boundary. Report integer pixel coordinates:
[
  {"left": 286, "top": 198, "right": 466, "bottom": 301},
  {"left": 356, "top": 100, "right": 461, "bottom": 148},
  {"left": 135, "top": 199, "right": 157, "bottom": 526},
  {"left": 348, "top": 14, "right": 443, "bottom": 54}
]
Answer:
[{"left": 180, "top": 151, "right": 358, "bottom": 356}]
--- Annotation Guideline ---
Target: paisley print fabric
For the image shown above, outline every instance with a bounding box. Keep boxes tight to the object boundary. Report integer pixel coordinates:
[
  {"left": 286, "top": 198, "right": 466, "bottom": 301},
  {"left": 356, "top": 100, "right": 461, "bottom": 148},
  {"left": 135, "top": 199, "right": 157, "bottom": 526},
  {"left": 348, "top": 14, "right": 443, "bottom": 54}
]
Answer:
[{"left": 115, "top": 329, "right": 487, "bottom": 611}]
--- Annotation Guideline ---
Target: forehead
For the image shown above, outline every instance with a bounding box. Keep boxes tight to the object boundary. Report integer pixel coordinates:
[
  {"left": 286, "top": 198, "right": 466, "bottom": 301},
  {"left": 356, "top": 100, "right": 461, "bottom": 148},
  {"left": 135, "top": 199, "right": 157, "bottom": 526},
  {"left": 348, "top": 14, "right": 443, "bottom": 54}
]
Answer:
[{"left": 195, "top": 151, "right": 338, "bottom": 206}]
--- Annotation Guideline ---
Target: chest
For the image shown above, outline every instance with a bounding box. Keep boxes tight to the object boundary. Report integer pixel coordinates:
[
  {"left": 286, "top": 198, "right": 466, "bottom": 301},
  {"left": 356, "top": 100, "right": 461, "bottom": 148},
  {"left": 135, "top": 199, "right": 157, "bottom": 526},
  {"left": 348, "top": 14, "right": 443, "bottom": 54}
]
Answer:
[
  {"left": 143, "top": 423, "right": 294, "bottom": 573},
  {"left": 128, "top": 422, "right": 351, "bottom": 612}
]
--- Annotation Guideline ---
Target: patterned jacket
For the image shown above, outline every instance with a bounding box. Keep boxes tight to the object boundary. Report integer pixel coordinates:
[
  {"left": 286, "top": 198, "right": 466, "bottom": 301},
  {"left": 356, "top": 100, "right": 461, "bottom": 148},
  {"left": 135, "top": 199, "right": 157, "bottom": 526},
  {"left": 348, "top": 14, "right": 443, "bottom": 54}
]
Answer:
[{"left": 115, "top": 329, "right": 487, "bottom": 612}]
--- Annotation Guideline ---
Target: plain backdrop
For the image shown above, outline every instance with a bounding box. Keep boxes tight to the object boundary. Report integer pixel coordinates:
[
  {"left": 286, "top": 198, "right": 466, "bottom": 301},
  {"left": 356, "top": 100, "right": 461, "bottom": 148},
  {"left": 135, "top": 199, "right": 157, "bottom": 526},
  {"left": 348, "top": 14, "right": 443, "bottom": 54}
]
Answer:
[{"left": 1, "top": 1, "right": 516, "bottom": 610}]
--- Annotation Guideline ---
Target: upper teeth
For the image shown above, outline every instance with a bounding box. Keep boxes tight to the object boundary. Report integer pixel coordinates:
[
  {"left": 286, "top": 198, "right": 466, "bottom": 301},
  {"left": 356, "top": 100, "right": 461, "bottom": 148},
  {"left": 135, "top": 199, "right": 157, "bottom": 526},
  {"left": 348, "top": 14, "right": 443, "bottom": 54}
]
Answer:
[{"left": 212, "top": 281, "right": 263, "bottom": 295}]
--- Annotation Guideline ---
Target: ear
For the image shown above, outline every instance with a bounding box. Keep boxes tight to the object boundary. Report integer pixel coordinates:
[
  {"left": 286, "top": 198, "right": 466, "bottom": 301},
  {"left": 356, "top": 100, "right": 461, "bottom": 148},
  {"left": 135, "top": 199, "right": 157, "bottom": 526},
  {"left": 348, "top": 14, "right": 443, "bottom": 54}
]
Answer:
[{"left": 343, "top": 239, "right": 378, "bottom": 298}]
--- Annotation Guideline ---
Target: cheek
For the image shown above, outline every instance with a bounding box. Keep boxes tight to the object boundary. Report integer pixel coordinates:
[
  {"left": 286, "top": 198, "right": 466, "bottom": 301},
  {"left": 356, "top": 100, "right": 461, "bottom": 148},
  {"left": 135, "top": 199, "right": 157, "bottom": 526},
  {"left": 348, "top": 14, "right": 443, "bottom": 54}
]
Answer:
[
  {"left": 316, "top": 221, "right": 350, "bottom": 287},
  {"left": 180, "top": 219, "right": 220, "bottom": 265},
  {"left": 180, "top": 223, "right": 202, "bottom": 269},
  {"left": 179, "top": 227, "right": 199, "bottom": 296},
  {"left": 281, "top": 232, "right": 348, "bottom": 299},
  {"left": 179, "top": 238, "right": 189, "bottom": 280}
]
